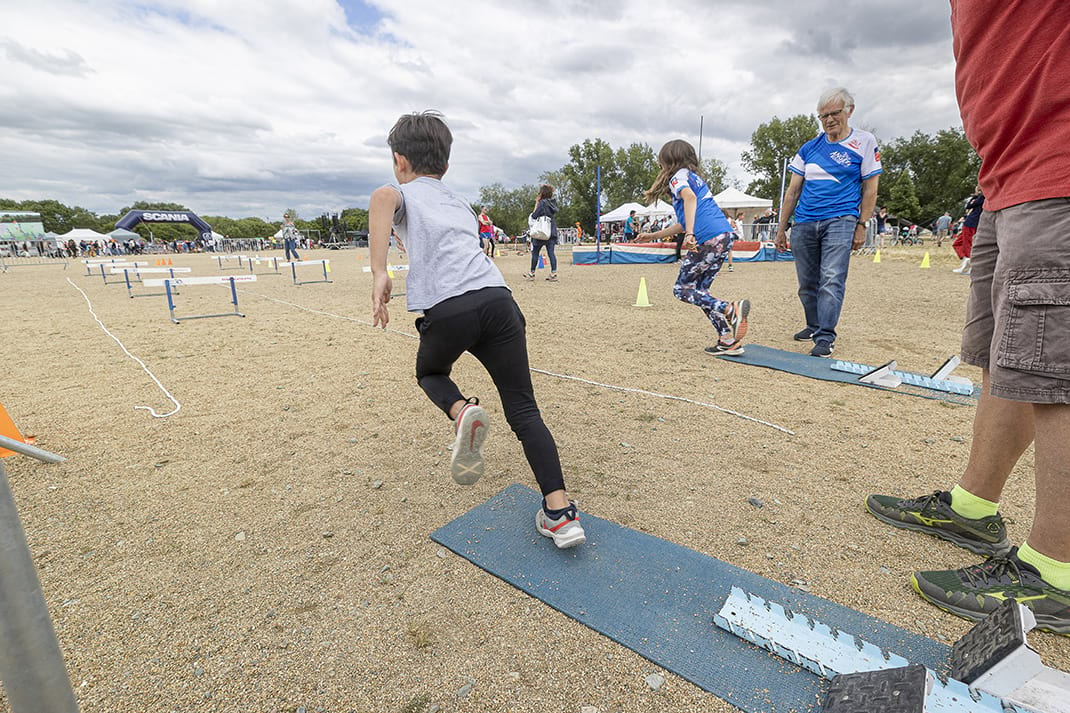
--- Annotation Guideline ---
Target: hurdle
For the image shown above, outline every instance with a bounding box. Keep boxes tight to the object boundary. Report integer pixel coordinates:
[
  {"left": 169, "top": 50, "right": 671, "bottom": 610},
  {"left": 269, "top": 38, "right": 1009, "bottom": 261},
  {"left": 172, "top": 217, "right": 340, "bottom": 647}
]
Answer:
[
  {"left": 111, "top": 266, "right": 192, "bottom": 298},
  {"left": 289, "top": 259, "right": 332, "bottom": 285},
  {"left": 215, "top": 254, "right": 247, "bottom": 271},
  {"left": 88, "top": 261, "right": 149, "bottom": 283},
  {"left": 0, "top": 434, "right": 79, "bottom": 713},
  {"left": 362, "top": 263, "right": 409, "bottom": 296},
  {"left": 247, "top": 256, "right": 283, "bottom": 276},
  {"left": 142, "top": 274, "right": 256, "bottom": 323},
  {"left": 84, "top": 258, "right": 144, "bottom": 277}
]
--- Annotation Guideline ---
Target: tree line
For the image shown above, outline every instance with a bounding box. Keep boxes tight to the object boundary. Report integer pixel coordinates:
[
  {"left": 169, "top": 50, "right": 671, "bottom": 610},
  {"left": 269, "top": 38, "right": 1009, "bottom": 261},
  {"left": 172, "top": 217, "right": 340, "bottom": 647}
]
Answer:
[
  {"left": 482, "top": 118, "right": 979, "bottom": 236},
  {"left": 4, "top": 117, "right": 978, "bottom": 242}
]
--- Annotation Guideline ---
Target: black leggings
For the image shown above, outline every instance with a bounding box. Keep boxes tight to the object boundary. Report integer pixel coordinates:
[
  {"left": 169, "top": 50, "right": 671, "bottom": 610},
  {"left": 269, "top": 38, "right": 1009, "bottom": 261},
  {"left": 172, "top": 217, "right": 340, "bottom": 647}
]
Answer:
[{"left": 415, "top": 287, "right": 564, "bottom": 496}]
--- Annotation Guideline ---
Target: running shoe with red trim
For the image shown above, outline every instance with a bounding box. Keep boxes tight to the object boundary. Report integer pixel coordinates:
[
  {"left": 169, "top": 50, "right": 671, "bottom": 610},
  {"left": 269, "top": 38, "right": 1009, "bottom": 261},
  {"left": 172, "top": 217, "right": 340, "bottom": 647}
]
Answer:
[
  {"left": 450, "top": 401, "right": 488, "bottom": 485},
  {"left": 728, "top": 299, "right": 750, "bottom": 342},
  {"left": 536, "top": 501, "right": 586, "bottom": 549}
]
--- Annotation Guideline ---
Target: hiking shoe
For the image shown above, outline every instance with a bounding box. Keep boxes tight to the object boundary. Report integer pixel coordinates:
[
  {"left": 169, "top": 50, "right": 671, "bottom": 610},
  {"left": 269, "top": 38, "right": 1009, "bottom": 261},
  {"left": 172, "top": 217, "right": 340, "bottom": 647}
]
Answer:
[
  {"left": 793, "top": 328, "right": 815, "bottom": 341},
  {"left": 866, "top": 490, "right": 1011, "bottom": 557},
  {"left": 912, "top": 549, "right": 1070, "bottom": 635},
  {"left": 810, "top": 341, "right": 834, "bottom": 358},
  {"left": 705, "top": 340, "right": 745, "bottom": 356},
  {"left": 728, "top": 299, "right": 750, "bottom": 341},
  {"left": 536, "top": 501, "right": 586, "bottom": 549},
  {"left": 450, "top": 401, "right": 488, "bottom": 485}
]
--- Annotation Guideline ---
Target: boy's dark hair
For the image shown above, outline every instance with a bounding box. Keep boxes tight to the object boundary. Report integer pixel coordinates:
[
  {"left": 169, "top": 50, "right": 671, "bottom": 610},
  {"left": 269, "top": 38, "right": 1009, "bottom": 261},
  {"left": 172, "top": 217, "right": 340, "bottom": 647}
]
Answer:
[{"left": 387, "top": 110, "right": 451, "bottom": 176}]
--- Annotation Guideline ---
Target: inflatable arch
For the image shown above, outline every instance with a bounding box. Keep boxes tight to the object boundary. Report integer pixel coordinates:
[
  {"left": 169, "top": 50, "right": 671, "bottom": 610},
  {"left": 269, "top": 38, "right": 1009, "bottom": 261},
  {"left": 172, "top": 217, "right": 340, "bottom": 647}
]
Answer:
[{"left": 115, "top": 210, "right": 212, "bottom": 241}]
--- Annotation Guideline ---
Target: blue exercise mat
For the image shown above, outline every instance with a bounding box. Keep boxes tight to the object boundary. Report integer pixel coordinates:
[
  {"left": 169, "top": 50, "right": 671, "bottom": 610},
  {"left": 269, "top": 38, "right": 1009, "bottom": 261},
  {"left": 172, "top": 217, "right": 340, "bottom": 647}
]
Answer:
[
  {"left": 431, "top": 484, "right": 950, "bottom": 713},
  {"left": 719, "top": 344, "right": 979, "bottom": 404}
]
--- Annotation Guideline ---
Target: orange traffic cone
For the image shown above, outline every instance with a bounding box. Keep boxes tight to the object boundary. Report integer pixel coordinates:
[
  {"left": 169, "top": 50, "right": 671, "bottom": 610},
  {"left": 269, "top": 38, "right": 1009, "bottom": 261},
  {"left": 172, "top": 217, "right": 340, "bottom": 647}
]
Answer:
[{"left": 0, "top": 402, "right": 29, "bottom": 458}]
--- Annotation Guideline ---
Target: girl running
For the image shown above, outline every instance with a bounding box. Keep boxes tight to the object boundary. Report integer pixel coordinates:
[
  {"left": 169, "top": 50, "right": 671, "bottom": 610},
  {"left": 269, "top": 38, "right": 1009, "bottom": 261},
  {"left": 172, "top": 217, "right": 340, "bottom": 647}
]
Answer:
[{"left": 638, "top": 139, "right": 750, "bottom": 355}]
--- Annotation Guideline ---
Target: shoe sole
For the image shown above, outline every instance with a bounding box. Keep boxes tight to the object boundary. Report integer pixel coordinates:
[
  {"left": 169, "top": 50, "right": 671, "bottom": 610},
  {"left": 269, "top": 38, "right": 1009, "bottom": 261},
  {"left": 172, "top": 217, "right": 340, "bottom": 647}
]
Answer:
[
  {"left": 536, "top": 511, "right": 587, "bottom": 549},
  {"left": 865, "top": 497, "right": 1010, "bottom": 557},
  {"left": 451, "top": 406, "right": 488, "bottom": 485},
  {"left": 910, "top": 574, "right": 1070, "bottom": 635},
  {"left": 732, "top": 300, "right": 750, "bottom": 341}
]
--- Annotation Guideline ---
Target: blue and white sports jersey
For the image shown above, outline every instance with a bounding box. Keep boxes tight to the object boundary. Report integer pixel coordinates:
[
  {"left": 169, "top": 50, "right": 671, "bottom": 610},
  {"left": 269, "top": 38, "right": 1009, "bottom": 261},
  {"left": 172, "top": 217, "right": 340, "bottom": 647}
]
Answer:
[
  {"left": 789, "top": 129, "right": 882, "bottom": 223},
  {"left": 668, "top": 168, "right": 733, "bottom": 243}
]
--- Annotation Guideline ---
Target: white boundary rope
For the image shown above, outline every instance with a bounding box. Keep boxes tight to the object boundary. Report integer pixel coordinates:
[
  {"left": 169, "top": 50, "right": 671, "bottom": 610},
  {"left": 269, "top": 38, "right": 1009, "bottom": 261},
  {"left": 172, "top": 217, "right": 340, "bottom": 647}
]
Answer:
[
  {"left": 66, "top": 278, "right": 182, "bottom": 418},
  {"left": 250, "top": 293, "right": 794, "bottom": 435}
]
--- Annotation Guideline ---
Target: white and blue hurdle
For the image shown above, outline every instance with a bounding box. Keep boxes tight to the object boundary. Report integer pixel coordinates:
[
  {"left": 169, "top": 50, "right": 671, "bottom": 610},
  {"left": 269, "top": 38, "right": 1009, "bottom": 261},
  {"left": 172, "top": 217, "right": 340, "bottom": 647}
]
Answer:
[
  {"left": 215, "top": 254, "right": 248, "bottom": 271},
  {"left": 143, "top": 274, "right": 256, "bottom": 324},
  {"left": 111, "top": 266, "right": 192, "bottom": 298},
  {"left": 88, "top": 261, "right": 149, "bottom": 284},
  {"left": 83, "top": 257, "right": 137, "bottom": 276},
  {"left": 362, "top": 263, "right": 409, "bottom": 296},
  {"left": 247, "top": 256, "right": 283, "bottom": 276},
  {"left": 289, "top": 259, "right": 332, "bottom": 285}
]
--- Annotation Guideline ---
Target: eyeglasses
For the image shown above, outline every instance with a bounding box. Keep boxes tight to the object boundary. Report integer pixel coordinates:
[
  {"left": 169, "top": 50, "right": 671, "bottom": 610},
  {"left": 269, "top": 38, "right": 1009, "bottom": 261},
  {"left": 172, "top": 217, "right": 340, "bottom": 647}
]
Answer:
[{"left": 818, "top": 108, "right": 849, "bottom": 121}]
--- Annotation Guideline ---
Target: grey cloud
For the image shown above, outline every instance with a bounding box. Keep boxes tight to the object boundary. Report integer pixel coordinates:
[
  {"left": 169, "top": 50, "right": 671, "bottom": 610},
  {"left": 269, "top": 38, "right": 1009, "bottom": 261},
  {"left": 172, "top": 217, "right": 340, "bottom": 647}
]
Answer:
[{"left": 0, "top": 38, "right": 94, "bottom": 77}]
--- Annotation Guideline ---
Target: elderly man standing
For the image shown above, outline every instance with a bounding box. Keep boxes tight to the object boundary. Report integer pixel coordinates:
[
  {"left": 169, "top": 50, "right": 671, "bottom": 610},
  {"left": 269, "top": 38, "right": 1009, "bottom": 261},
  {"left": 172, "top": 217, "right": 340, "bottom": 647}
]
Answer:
[
  {"left": 775, "top": 88, "right": 881, "bottom": 357},
  {"left": 865, "top": 1, "right": 1070, "bottom": 635}
]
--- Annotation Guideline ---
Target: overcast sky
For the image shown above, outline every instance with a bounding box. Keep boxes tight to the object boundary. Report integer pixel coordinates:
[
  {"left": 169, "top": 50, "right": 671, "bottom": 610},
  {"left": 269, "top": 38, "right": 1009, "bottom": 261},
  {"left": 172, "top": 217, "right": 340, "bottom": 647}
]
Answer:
[{"left": 0, "top": 0, "right": 959, "bottom": 221}]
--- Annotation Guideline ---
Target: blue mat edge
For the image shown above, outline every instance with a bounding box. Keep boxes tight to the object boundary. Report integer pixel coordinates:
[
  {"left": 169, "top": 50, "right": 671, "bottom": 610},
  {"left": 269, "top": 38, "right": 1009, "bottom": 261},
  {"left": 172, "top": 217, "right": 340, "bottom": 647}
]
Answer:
[{"left": 431, "top": 483, "right": 951, "bottom": 712}]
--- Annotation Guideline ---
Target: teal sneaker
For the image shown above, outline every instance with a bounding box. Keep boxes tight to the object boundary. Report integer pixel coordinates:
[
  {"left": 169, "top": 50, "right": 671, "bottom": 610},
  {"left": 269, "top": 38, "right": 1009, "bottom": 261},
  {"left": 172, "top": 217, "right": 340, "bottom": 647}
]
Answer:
[{"left": 866, "top": 490, "right": 1011, "bottom": 557}]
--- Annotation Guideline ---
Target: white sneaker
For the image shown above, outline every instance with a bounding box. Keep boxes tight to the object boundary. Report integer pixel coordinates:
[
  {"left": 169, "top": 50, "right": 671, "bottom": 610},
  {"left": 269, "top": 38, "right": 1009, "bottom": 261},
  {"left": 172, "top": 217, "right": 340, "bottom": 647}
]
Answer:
[
  {"left": 536, "top": 501, "right": 586, "bottom": 549},
  {"left": 450, "top": 402, "right": 488, "bottom": 485},
  {"left": 952, "top": 257, "right": 971, "bottom": 274}
]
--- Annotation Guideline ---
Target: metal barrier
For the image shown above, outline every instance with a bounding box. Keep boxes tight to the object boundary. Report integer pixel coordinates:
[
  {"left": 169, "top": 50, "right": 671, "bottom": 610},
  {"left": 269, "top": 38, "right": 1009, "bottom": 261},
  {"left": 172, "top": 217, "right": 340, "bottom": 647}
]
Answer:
[
  {"left": 0, "top": 434, "right": 79, "bottom": 713},
  {"left": 0, "top": 254, "right": 69, "bottom": 272}
]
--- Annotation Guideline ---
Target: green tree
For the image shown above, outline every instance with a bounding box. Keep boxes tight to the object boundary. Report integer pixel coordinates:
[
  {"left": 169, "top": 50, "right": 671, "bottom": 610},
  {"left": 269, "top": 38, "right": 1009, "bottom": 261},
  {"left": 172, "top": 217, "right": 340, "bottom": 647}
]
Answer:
[
  {"left": 341, "top": 207, "right": 369, "bottom": 232},
  {"left": 477, "top": 182, "right": 539, "bottom": 236},
  {"left": 609, "top": 142, "right": 658, "bottom": 208},
  {"left": 560, "top": 138, "right": 617, "bottom": 234},
  {"left": 700, "top": 157, "right": 730, "bottom": 194},
  {"left": 878, "top": 127, "right": 979, "bottom": 225},
  {"left": 741, "top": 114, "right": 817, "bottom": 199},
  {"left": 886, "top": 172, "right": 922, "bottom": 222}
]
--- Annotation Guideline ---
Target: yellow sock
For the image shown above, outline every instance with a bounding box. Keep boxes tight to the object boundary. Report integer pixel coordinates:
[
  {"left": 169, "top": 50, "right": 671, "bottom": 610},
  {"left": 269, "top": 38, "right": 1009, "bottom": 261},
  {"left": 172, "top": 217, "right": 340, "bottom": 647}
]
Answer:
[
  {"left": 1018, "top": 543, "right": 1070, "bottom": 590},
  {"left": 949, "top": 484, "right": 999, "bottom": 519}
]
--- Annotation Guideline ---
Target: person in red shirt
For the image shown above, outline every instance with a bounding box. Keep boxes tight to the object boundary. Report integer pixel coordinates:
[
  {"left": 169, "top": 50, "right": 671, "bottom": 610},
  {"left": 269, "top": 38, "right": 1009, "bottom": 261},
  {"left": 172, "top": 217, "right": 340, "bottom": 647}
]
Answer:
[{"left": 866, "top": 1, "right": 1070, "bottom": 634}]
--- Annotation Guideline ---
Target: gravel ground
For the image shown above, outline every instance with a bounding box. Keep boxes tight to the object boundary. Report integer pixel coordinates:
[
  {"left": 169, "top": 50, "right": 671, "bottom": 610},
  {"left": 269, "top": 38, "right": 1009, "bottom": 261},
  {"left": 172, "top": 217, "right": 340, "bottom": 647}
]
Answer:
[{"left": 1, "top": 245, "right": 1066, "bottom": 713}]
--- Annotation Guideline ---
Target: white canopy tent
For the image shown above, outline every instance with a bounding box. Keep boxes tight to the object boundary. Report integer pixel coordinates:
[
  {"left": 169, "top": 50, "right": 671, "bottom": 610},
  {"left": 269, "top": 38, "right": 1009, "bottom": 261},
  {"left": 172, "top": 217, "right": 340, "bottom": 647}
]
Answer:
[
  {"left": 643, "top": 199, "right": 674, "bottom": 217},
  {"left": 598, "top": 202, "right": 647, "bottom": 223},
  {"left": 108, "top": 228, "right": 141, "bottom": 241},
  {"left": 59, "top": 228, "right": 109, "bottom": 241},
  {"left": 712, "top": 187, "right": 773, "bottom": 211}
]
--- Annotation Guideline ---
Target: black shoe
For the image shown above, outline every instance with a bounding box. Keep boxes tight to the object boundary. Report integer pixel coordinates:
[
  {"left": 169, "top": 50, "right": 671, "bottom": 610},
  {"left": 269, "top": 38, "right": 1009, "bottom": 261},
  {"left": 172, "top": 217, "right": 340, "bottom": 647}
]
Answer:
[
  {"left": 866, "top": 490, "right": 1011, "bottom": 557},
  {"left": 793, "top": 328, "right": 815, "bottom": 341},
  {"left": 810, "top": 341, "right": 834, "bottom": 358},
  {"left": 912, "top": 549, "right": 1070, "bottom": 634}
]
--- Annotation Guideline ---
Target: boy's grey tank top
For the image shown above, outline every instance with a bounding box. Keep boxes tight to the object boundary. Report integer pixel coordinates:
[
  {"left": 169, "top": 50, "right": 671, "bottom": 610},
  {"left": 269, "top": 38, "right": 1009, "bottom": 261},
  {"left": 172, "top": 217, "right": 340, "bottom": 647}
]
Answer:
[{"left": 393, "top": 177, "right": 507, "bottom": 312}]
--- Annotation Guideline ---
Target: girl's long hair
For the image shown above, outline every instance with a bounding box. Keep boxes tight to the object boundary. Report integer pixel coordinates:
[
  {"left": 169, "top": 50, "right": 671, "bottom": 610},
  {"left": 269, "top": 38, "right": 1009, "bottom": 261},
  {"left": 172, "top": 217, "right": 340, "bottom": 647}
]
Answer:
[{"left": 644, "top": 139, "right": 702, "bottom": 203}]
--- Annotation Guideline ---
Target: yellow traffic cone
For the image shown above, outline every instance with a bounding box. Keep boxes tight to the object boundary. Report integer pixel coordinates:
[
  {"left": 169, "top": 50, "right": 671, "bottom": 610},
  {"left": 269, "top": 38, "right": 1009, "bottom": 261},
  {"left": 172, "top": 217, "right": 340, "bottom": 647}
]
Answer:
[
  {"left": 873, "top": 249, "right": 881, "bottom": 264},
  {"left": 920, "top": 252, "right": 931, "bottom": 269},
  {"left": 633, "top": 277, "right": 653, "bottom": 307}
]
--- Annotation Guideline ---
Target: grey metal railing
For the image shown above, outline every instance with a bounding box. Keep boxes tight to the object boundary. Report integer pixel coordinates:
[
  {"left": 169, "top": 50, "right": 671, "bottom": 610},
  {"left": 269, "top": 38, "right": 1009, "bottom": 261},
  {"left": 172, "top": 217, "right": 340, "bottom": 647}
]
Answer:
[{"left": 0, "top": 434, "right": 79, "bottom": 713}]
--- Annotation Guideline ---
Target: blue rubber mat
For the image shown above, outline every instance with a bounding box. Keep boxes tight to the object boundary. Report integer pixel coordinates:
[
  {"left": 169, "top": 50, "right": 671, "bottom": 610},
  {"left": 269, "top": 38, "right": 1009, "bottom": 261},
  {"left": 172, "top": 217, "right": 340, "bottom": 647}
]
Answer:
[
  {"left": 719, "top": 344, "right": 979, "bottom": 404},
  {"left": 431, "top": 484, "right": 950, "bottom": 713}
]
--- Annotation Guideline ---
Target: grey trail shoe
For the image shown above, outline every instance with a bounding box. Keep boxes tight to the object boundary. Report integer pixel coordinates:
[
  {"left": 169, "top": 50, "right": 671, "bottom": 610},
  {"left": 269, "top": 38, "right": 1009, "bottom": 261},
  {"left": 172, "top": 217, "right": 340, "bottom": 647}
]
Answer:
[{"left": 866, "top": 490, "right": 1011, "bottom": 557}]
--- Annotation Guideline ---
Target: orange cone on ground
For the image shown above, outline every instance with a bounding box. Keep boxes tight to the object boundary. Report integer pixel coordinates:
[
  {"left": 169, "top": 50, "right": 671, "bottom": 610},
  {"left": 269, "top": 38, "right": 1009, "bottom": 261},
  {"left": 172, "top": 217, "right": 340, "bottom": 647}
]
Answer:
[{"left": 0, "top": 402, "right": 27, "bottom": 458}]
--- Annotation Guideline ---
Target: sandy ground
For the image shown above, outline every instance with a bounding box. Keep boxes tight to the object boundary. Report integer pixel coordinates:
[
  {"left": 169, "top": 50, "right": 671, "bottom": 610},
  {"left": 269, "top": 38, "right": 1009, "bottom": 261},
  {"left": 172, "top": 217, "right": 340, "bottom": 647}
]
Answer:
[{"left": 1, "top": 244, "right": 1066, "bottom": 713}]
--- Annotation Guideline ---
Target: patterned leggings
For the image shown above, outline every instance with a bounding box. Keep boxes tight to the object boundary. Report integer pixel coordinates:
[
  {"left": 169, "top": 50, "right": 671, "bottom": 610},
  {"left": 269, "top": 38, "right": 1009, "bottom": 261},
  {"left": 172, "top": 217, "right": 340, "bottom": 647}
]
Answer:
[{"left": 672, "top": 233, "right": 734, "bottom": 336}]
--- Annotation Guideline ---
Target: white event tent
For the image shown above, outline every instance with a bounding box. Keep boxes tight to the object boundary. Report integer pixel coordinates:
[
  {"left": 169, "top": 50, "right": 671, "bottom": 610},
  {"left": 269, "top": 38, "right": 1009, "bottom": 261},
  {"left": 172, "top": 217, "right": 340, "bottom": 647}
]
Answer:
[
  {"left": 598, "top": 202, "right": 647, "bottom": 223},
  {"left": 712, "top": 187, "right": 773, "bottom": 212},
  {"left": 59, "top": 228, "right": 109, "bottom": 242}
]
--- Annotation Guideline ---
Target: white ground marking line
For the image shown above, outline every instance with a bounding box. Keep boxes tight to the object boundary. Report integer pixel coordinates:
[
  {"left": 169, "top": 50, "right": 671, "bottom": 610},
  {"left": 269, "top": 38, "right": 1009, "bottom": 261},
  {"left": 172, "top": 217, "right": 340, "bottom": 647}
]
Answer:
[
  {"left": 66, "top": 278, "right": 182, "bottom": 418},
  {"left": 249, "top": 292, "right": 795, "bottom": 435}
]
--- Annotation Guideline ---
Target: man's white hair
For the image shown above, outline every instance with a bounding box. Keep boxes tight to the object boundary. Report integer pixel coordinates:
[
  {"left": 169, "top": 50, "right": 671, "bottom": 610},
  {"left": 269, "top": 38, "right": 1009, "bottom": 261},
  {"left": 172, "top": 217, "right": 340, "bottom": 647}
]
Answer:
[{"left": 818, "top": 87, "right": 855, "bottom": 110}]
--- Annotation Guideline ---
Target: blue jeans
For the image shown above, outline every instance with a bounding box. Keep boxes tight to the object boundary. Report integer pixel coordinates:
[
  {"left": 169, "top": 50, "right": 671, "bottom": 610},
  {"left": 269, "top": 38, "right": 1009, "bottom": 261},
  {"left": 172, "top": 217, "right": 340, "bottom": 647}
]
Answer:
[
  {"left": 791, "top": 216, "right": 855, "bottom": 345},
  {"left": 530, "top": 239, "right": 557, "bottom": 272}
]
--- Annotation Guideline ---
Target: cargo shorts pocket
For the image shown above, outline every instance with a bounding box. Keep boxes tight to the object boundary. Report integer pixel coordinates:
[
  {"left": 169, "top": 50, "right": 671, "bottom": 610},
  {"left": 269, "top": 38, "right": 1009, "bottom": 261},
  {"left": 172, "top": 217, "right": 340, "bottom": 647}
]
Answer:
[{"left": 997, "top": 269, "right": 1070, "bottom": 374}]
